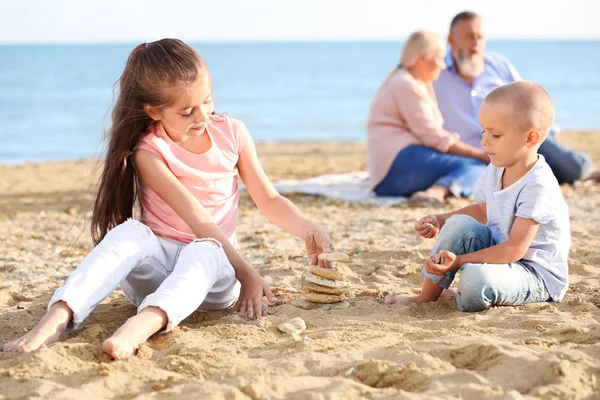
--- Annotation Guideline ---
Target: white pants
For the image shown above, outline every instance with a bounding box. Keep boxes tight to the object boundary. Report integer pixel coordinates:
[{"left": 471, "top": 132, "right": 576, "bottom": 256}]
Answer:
[{"left": 49, "top": 219, "right": 240, "bottom": 332}]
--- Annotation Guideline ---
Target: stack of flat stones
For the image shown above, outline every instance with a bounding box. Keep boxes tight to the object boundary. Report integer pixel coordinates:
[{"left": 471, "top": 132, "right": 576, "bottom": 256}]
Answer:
[{"left": 302, "top": 252, "right": 350, "bottom": 304}]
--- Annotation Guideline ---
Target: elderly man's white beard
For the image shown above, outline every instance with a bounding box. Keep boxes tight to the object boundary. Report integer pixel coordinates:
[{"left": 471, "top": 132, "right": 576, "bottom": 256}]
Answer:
[{"left": 452, "top": 50, "right": 485, "bottom": 78}]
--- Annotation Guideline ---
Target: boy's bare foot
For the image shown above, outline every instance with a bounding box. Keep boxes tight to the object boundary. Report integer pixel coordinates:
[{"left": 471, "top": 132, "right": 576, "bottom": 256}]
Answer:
[
  {"left": 384, "top": 294, "right": 421, "bottom": 305},
  {"left": 384, "top": 289, "right": 455, "bottom": 306},
  {"left": 438, "top": 289, "right": 457, "bottom": 301},
  {"left": 385, "top": 279, "right": 452, "bottom": 306},
  {"left": 102, "top": 306, "right": 167, "bottom": 360},
  {"left": 3, "top": 301, "right": 72, "bottom": 353}
]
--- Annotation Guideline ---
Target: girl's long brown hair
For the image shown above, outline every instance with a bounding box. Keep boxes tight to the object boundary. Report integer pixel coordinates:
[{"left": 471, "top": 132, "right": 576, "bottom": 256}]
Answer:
[{"left": 91, "top": 39, "right": 208, "bottom": 244}]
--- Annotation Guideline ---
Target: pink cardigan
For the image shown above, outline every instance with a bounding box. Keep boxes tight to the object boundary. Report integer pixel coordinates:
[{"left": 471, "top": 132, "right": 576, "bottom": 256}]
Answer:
[{"left": 367, "top": 69, "right": 459, "bottom": 188}]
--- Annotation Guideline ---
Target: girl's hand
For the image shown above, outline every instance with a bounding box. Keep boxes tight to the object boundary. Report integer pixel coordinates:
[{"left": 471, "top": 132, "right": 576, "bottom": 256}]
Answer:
[
  {"left": 234, "top": 270, "right": 276, "bottom": 319},
  {"left": 423, "top": 250, "right": 459, "bottom": 276},
  {"left": 303, "top": 226, "right": 335, "bottom": 268},
  {"left": 415, "top": 215, "right": 441, "bottom": 239}
]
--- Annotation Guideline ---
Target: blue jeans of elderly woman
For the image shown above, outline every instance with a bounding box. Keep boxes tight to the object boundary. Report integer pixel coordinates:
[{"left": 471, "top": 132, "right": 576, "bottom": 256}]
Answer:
[
  {"left": 374, "top": 145, "right": 487, "bottom": 198},
  {"left": 424, "top": 215, "right": 551, "bottom": 312}
]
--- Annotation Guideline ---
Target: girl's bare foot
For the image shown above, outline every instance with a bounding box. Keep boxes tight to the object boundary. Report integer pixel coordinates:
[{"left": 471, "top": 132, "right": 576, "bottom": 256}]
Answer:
[
  {"left": 102, "top": 306, "right": 167, "bottom": 360},
  {"left": 3, "top": 301, "right": 72, "bottom": 353}
]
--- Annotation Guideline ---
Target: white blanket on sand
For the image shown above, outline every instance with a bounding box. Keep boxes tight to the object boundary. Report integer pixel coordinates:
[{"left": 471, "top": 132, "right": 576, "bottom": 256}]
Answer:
[{"left": 271, "top": 171, "right": 408, "bottom": 206}]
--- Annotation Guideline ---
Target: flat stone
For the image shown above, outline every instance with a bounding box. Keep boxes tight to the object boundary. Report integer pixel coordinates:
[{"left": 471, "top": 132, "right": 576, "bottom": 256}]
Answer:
[
  {"left": 318, "top": 252, "right": 350, "bottom": 262},
  {"left": 291, "top": 298, "right": 321, "bottom": 310},
  {"left": 291, "top": 298, "right": 350, "bottom": 311},
  {"left": 319, "top": 301, "right": 351, "bottom": 310},
  {"left": 304, "top": 272, "right": 345, "bottom": 289}
]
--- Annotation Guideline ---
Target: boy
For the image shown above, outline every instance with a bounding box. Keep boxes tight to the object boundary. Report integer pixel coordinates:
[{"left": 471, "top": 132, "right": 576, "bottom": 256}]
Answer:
[{"left": 386, "top": 81, "right": 570, "bottom": 312}]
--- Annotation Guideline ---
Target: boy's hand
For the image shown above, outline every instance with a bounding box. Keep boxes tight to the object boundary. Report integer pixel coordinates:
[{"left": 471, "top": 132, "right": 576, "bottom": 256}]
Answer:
[
  {"left": 234, "top": 270, "right": 277, "bottom": 319},
  {"left": 424, "top": 250, "right": 459, "bottom": 275},
  {"left": 304, "top": 226, "right": 335, "bottom": 268},
  {"left": 415, "top": 215, "right": 440, "bottom": 239}
]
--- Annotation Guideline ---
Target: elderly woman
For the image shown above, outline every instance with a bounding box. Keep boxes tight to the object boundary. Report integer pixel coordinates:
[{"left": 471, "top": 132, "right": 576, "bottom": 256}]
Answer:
[{"left": 367, "top": 30, "right": 489, "bottom": 203}]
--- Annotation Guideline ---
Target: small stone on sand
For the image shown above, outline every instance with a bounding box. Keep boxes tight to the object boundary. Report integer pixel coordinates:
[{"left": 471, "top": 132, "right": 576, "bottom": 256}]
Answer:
[{"left": 278, "top": 317, "right": 307, "bottom": 334}]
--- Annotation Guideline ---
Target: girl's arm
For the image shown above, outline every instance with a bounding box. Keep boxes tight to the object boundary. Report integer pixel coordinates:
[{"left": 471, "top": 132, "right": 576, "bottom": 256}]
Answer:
[
  {"left": 237, "top": 132, "right": 334, "bottom": 266},
  {"left": 132, "top": 149, "right": 274, "bottom": 319}
]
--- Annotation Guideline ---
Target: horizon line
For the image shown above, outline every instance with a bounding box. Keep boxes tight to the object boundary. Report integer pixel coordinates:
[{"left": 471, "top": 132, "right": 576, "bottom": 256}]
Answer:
[{"left": 2, "top": 37, "right": 600, "bottom": 46}]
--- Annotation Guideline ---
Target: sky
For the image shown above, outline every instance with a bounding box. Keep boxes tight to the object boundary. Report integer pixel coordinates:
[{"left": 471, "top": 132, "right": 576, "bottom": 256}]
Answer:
[{"left": 1, "top": 0, "right": 599, "bottom": 43}]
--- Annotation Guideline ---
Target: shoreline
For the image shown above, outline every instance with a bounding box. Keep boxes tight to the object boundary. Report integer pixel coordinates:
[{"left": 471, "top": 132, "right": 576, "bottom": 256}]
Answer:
[{"left": 2, "top": 129, "right": 599, "bottom": 168}]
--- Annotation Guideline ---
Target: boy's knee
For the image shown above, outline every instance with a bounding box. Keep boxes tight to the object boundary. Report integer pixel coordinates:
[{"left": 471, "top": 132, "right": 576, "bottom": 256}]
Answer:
[
  {"left": 444, "top": 214, "right": 479, "bottom": 230},
  {"left": 438, "top": 215, "right": 481, "bottom": 240},
  {"left": 457, "top": 264, "right": 496, "bottom": 312},
  {"left": 435, "top": 215, "right": 491, "bottom": 256}
]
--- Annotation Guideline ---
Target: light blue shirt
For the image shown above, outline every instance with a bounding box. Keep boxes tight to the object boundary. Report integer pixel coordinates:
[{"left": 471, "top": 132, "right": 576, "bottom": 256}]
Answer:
[
  {"left": 472, "top": 155, "right": 570, "bottom": 301},
  {"left": 433, "top": 52, "right": 558, "bottom": 148}
]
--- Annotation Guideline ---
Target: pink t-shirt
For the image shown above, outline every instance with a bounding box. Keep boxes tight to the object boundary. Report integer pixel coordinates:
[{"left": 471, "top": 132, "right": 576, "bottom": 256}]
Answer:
[{"left": 135, "top": 114, "right": 247, "bottom": 246}]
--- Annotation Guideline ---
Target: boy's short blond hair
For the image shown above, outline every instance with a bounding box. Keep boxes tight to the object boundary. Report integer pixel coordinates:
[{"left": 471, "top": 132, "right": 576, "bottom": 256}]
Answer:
[{"left": 484, "top": 81, "right": 555, "bottom": 138}]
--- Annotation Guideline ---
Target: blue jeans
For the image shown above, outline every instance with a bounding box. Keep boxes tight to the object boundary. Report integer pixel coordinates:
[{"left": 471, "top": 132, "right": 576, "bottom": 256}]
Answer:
[
  {"left": 374, "top": 145, "right": 487, "bottom": 198},
  {"left": 422, "top": 215, "right": 551, "bottom": 312},
  {"left": 540, "top": 135, "right": 592, "bottom": 184}
]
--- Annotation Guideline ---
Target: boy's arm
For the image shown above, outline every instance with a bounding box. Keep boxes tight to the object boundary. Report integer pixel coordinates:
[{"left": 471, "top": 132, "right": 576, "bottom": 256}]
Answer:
[{"left": 455, "top": 217, "right": 539, "bottom": 267}]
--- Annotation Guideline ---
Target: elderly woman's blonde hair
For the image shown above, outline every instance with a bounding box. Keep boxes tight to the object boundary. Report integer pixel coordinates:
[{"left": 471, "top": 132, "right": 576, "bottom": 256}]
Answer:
[
  {"left": 399, "top": 30, "right": 444, "bottom": 68},
  {"left": 378, "top": 30, "right": 444, "bottom": 89}
]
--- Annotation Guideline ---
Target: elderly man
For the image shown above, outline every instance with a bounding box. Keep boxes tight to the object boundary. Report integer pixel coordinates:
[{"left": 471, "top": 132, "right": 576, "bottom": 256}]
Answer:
[{"left": 433, "top": 11, "right": 596, "bottom": 184}]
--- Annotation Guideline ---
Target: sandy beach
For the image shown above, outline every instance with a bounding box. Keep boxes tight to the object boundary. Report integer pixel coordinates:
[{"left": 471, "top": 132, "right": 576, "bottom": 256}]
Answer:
[{"left": 1, "top": 132, "right": 599, "bottom": 399}]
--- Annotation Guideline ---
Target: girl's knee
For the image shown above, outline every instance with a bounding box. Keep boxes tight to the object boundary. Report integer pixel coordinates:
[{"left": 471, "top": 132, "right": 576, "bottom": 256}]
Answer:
[
  {"left": 179, "top": 238, "right": 225, "bottom": 267},
  {"left": 106, "top": 219, "right": 154, "bottom": 241},
  {"left": 187, "top": 238, "right": 223, "bottom": 252},
  {"left": 98, "top": 219, "right": 159, "bottom": 256}
]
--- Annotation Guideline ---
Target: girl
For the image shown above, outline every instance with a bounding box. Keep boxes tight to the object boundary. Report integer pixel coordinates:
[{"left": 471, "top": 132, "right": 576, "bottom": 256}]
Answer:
[{"left": 3, "top": 39, "right": 334, "bottom": 360}]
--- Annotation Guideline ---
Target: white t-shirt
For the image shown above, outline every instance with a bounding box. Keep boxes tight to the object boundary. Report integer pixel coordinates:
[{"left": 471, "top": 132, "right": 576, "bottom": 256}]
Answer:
[{"left": 473, "top": 155, "right": 571, "bottom": 301}]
